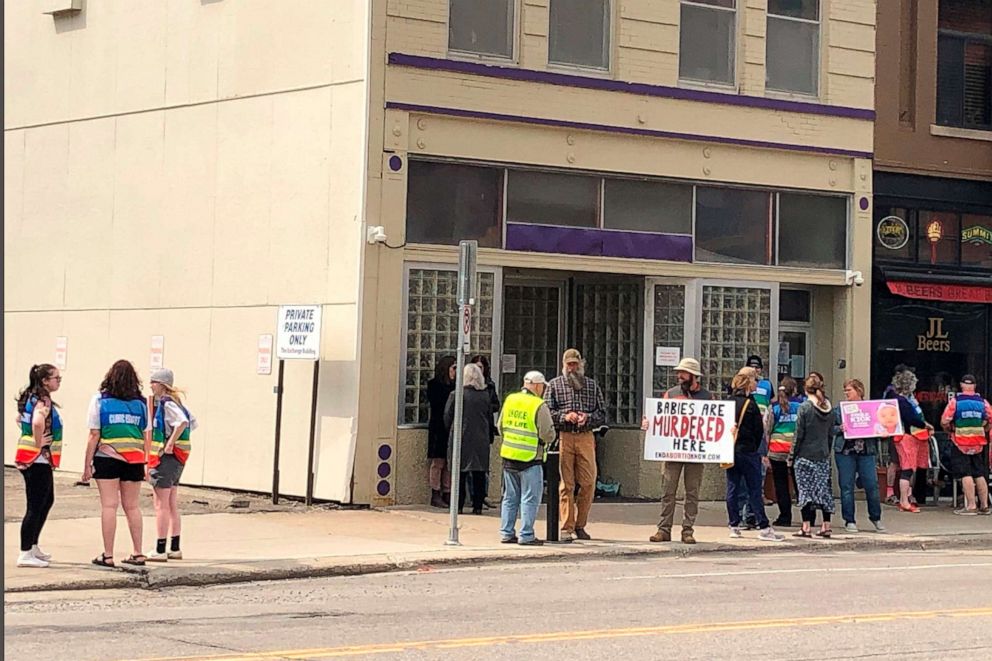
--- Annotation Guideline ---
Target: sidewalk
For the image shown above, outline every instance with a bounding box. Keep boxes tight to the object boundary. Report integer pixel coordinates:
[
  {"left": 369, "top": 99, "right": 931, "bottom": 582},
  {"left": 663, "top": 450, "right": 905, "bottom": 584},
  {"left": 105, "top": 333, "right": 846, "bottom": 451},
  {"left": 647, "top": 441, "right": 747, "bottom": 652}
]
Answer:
[{"left": 5, "top": 473, "right": 990, "bottom": 593}]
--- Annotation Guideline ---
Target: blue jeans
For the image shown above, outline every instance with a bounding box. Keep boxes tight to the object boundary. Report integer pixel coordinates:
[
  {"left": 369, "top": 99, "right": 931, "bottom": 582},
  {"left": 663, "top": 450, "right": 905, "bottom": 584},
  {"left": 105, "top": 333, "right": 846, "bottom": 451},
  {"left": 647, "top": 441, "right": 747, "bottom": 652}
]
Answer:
[
  {"left": 500, "top": 465, "right": 544, "bottom": 542},
  {"left": 736, "top": 463, "right": 768, "bottom": 523},
  {"left": 835, "top": 452, "right": 881, "bottom": 525},
  {"left": 726, "top": 452, "right": 769, "bottom": 529}
]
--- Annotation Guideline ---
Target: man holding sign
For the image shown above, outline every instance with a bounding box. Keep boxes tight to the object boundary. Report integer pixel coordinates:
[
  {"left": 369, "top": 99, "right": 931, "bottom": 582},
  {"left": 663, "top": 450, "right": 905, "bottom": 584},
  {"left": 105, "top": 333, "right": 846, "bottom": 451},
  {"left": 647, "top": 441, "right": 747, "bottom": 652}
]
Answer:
[{"left": 642, "top": 358, "right": 717, "bottom": 545}]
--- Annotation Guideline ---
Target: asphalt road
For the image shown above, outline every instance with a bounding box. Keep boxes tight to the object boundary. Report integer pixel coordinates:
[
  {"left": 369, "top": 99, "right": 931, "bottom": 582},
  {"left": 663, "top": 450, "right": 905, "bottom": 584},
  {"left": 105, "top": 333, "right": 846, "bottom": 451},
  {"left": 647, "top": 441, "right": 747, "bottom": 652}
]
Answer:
[{"left": 5, "top": 548, "right": 992, "bottom": 661}]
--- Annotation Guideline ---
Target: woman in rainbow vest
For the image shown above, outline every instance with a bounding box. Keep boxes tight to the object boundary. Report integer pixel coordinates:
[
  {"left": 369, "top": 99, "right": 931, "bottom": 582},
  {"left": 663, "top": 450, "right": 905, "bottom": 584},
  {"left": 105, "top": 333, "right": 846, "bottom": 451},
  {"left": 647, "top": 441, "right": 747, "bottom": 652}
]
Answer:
[
  {"left": 82, "top": 360, "right": 150, "bottom": 568},
  {"left": 13, "top": 364, "right": 63, "bottom": 568},
  {"left": 940, "top": 374, "right": 991, "bottom": 515},
  {"left": 832, "top": 379, "right": 885, "bottom": 533},
  {"left": 767, "top": 377, "right": 802, "bottom": 527},
  {"left": 147, "top": 368, "right": 197, "bottom": 561}
]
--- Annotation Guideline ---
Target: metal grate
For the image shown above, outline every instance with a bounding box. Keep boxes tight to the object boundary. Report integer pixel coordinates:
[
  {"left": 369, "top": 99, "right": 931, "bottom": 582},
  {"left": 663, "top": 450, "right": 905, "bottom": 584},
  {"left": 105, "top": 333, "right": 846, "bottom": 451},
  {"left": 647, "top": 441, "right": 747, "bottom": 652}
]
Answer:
[{"left": 403, "top": 269, "right": 495, "bottom": 425}]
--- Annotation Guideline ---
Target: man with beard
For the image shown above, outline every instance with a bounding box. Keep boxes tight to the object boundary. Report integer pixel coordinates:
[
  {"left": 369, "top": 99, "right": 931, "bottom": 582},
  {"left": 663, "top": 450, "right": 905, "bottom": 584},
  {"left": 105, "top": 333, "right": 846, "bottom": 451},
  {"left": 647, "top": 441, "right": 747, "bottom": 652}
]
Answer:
[
  {"left": 544, "top": 349, "right": 606, "bottom": 542},
  {"left": 643, "top": 358, "right": 712, "bottom": 545}
]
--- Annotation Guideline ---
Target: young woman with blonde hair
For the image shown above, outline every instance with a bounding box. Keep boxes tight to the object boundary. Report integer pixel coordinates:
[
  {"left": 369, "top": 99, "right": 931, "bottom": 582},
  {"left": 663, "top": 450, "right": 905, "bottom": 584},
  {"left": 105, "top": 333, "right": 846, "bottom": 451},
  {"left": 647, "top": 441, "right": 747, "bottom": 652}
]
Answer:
[{"left": 146, "top": 368, "right": 197, "bottom": 562}]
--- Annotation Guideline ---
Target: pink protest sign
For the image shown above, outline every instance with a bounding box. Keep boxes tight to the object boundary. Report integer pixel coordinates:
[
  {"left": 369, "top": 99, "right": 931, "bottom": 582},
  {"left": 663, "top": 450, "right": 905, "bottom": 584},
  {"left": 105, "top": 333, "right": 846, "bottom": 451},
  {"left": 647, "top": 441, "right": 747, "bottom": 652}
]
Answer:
[{"left": 839, "top": 399, "right": 904, "bottom": 439}]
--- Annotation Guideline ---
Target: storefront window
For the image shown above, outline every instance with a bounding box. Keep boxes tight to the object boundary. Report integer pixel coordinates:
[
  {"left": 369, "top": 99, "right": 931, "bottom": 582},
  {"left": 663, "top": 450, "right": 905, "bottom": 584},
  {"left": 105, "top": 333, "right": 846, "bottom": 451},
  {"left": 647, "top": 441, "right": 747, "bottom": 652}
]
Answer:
[
  {"left": 778, "top": 193, "right": 847, "bottom": 269},
  {"left": 700, "top": 285, "right": 772, "bottom": 396},
  {"left": 402, "top": 269, "right": 496, "bottom": 425},
  {"left": 695, "top": 188, "right": 774, "bottom": 265},
  {"left": 406, "top": 161, "right": 503, "bottom": 247},
  {"left": 961, "top": 214, "right": 992, "bottom": 269},
  {"left": 574, "top": 282, "right": 642, "bottom": 426},
  {"left": 603, "top": 179, "right": 693, "bottom": 234},
  {"left": 651, "top": 284, "right": 687, "bottom": 395},
  {"left": 506, "top": 171, "right": 600, "bottom": 228},
  {"left": 917, "top": 211, "right": 960, "bottom": 266}
]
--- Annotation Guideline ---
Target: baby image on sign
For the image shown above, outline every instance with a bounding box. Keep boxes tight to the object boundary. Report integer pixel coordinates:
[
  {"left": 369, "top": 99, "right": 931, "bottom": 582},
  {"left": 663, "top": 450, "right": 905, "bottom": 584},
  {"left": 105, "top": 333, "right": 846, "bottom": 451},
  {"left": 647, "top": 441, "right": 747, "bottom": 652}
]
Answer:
[
  {"left": 839, "top": 399, "right": 904, "bottom": 439},
  {"left": 643, "top": 398, "right": 736, "bottom": 464}
]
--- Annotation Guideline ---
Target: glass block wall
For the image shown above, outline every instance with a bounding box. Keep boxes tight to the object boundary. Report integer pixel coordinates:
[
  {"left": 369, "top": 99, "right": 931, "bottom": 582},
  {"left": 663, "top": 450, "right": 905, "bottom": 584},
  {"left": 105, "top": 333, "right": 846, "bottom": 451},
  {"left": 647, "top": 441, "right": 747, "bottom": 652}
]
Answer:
[
  {"left": 501, "top": 284, "right": 561, "bottom": 400},
  {"left": 700, "top": 285, "right": 772, "bottom": 397},
  {"left": 574, "top": 282, "right": 642, "bottom": 426},
  {"left": 403, "top": 269, "right": 495, "bottom": 424},
  {"left": 652, "top": 284, "right": 686, "bottom": 396}
]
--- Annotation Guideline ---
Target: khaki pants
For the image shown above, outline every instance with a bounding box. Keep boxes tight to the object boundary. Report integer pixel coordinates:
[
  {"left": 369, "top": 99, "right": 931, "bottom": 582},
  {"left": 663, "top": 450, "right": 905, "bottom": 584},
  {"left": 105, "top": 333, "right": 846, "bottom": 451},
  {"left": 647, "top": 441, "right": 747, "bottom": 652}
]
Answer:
[
  {"left": 559, "top": 432, "right": 596, "bottom": 533},
  {"left": 657, "top": 461, "right": 705, "bottom": 535}
]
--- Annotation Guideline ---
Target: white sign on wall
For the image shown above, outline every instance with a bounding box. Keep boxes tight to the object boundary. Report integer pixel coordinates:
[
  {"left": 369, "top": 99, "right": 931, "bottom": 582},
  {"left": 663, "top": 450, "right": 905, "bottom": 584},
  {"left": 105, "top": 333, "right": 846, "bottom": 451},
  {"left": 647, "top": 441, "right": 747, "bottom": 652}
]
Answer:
[
  {"left": 257, "top": 334, "right": 273, "bottom": 375},
  {"left": 54, "top": 336, "right": 68, "bottom": 370},
  {"left": 655, "top": 346, "right": 681, "bottom": 367},
  {"left": 150, "top": 335, "right": 165, "bottom": 369},
  {"left": 276, "top": 305, "right": 322, "bottom": 360}
]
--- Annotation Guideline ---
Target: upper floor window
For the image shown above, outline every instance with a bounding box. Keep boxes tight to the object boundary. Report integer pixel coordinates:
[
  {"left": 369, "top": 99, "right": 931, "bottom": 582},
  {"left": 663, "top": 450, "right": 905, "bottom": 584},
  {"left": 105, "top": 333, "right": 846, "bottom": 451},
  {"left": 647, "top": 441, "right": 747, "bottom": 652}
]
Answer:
[
  {"left": 679, "top": 0, "right": 737, "bottom": 85},
  {"left": 549, "top": 0, "right": 611, "bottom": 70},
  {"left": 937, "top": 0, "right": 992, "bottom": 130},
  {"left": 766, "top": 0, "right": 819, "bottom": 95},
  {"left": 448, "top": 0, "right": 515, "bottom": 59}
]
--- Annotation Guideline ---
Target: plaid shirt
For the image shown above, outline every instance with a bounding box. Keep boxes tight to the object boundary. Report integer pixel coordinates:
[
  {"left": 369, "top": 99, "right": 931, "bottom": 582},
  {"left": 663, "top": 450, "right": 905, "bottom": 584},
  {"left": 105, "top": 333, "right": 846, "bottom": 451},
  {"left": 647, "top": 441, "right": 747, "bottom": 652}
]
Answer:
[{"left": 544, "top": 375, "right": 607, "bottom": 434}]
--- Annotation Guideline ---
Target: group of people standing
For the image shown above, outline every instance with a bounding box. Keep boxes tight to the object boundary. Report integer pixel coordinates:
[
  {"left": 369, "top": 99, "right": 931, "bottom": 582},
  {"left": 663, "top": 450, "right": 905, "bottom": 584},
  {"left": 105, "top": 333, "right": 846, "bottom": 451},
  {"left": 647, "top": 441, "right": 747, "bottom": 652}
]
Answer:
[{"left": 14, "top": 360, "right": 196, "bottom": 569}]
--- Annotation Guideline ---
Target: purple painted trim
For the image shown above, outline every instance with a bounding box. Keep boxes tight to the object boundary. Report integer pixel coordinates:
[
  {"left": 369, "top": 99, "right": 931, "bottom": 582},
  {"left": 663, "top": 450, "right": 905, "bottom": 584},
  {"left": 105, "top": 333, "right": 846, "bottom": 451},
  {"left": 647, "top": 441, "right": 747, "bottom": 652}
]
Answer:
[
  {"left": 386, "top": 102, "right": 874, "bottom": 159},
  {"left": 389, "top": 53, "right": 876, "bottom": 121},
  {"left": 505, "top": 223, "right": 693, "bottom": 262}
]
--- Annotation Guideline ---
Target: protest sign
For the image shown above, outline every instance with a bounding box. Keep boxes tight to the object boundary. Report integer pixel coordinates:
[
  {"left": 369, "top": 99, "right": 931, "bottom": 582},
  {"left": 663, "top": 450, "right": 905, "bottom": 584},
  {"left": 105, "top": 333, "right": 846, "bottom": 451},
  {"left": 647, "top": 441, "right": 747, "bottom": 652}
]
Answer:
[
  {"left": 839, "top": 399, "right": 904, "bottom": 439},
  {"left": 643, "top": 398, "right": 735, "bottom": 463}
]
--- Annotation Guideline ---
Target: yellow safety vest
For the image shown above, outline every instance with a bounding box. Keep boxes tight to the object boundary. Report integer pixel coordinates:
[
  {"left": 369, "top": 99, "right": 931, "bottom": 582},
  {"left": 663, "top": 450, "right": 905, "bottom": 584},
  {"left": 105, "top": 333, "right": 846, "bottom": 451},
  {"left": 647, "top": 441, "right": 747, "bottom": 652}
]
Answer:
[{"left": 499, "top": 391, "right": 547, "bottom": 462}]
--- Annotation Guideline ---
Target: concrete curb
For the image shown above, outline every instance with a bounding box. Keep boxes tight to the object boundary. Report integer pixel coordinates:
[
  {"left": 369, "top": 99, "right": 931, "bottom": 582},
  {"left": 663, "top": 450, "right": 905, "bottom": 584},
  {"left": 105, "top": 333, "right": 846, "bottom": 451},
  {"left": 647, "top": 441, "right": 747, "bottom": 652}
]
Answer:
[{"left": 6, "top": 532, "right": 991, "bottom": 594}]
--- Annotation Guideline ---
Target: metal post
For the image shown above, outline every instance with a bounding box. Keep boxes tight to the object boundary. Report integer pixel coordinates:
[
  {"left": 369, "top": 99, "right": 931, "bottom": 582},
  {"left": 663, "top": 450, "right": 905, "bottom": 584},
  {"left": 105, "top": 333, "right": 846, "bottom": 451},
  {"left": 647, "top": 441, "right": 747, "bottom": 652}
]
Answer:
[
  {"left": 447, "top": 241, "right": 477, "bottom": 546},
  {"left": 271, "top": 359, "right": 286, "bottom": 505},
  {"left": 545, "top": 446, "right": 561, "bottom": 542},
  {"left": 305, "top": 360, "right": 320, "bottom": 506}
]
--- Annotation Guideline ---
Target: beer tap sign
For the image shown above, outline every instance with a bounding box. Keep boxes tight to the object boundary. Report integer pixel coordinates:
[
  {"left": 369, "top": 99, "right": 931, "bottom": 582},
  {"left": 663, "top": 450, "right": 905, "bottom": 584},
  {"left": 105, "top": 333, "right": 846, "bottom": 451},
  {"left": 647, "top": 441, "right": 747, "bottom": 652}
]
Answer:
[{"left": 926, "top": 218, "right": 943, "bottom": 265}]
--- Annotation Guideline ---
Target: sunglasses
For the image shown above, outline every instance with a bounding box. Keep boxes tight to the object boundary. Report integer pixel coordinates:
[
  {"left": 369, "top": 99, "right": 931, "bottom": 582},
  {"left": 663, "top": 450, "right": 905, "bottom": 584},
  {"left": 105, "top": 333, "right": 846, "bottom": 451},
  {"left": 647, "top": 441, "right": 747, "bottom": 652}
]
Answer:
[{"left": 46, "top": 375, "right": 63, "bottom": 382}]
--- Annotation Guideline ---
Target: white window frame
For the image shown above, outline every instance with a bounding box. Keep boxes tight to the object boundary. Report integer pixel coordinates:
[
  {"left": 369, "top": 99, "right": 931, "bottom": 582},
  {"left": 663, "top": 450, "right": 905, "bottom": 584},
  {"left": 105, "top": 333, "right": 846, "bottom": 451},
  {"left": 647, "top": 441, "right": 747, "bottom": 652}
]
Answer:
[
  {"left": 764, "top": 0, "right": 821, "bottom": 98},
  {"left": 678, "top": 0, "right": 740, "bottom": 89},
  {"left": 642, "top": 277, "right": 699, "bottom": 400},
  {"left": 398, "top": 262, "right": 504, "bottom": 428},
  {"left": 547, "top": 0, "right": 614, "bottom": 74},
  {"left": 778, "top": 285, "right": 815, "bottom": 379},
  {"left": 446, "top": 0, "right": 520, "bottom": 64}
]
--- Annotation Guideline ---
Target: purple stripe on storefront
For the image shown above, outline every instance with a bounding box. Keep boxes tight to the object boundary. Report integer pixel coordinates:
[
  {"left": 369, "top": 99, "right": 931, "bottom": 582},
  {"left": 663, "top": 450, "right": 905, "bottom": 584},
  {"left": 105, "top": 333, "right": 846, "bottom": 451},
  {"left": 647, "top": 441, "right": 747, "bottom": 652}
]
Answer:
[
  {"left": 385, "top": 102, "right": 874, "bottom": 159},
  {"left": 505, "top": 223, "right": 693, "bottom": 262},
  {"left": 388, "top": 53, "right": 876, "bottom": 121}
]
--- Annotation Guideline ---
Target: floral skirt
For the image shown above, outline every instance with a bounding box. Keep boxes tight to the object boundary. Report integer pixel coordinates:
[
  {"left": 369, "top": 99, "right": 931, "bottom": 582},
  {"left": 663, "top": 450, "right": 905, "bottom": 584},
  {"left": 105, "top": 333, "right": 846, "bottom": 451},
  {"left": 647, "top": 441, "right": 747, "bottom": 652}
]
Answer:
[{"left": 794, "top": 457, "right": 834, "bottom": 512}]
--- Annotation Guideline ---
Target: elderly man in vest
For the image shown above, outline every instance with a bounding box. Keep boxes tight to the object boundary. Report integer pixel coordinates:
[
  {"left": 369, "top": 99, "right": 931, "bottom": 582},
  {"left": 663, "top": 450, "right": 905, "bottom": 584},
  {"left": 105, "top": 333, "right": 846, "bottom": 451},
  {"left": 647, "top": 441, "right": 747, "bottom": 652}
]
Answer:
[
  {"left": 498, "top": 371, "right": 557, "bottom": 545},
  {"left": 941, "top": 374, "right": 992, "bottom": 515},
  {"left": 642, "top": 358, "right": 712, "bottom": 545},
  {"left": 544, "top": 349, "right": 607, "bottom": 542}
]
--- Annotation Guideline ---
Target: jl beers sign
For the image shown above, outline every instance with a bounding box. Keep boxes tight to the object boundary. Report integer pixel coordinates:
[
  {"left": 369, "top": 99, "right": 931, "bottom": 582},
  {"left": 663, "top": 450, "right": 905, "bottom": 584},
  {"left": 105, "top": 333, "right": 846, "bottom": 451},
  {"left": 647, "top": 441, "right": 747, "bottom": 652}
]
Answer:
[{"left": 918, "top": 317, "right": 950, "bottom": 352}]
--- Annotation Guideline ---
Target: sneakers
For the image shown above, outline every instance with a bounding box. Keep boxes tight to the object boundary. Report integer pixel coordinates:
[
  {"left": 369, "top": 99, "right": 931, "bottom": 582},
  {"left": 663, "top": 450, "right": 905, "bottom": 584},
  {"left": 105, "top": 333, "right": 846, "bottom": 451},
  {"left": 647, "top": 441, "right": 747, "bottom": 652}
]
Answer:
[
  {"left": 146, "top": 550, "right": 169, "bottom": 562},
  {"left": 167, "top": 550, "right": 183, "bottom": 560},
  {"left": 758, "top": 527, "right": 785, "bottom": 542},
  {"left": 954, "top": 508, "right": 979, "bottom": 516},
  {"left": 559, "top": 530, "right": 575, "bottom": 542},
  {"left": 649, "top": 530, "right": 671, "bottom": 543},
  {"left": 31, "top": 545, "right": 51, "bottom": 561},
  {"left": 680, "top": 531, "right": 696, "bottom": 545},
  {"left": 500, "top": 536, "right": 518, "bottom": 544},
  {"left": 574, "top": 528, "right": 591, "bottom": 541},
  {"left": 518, "top": 538, "right": 544, "bottom": 546},
  {"left": 871, "top": 520, "right": 886, "bottom": 532},
  {"left": 844, "top": 523, "right": 859, "bottom": 533},
  {"left": 17, "top": 551, "right": 48, "bottom": 568},
  {"left": 728, "top": 526, "right": 742, "bottom": 539},
  {"left": 979, "top": 508, "right": 991, "bottom": 516},
  {"left": 884, "top": 495, "right": 899, "bottom": 507}
]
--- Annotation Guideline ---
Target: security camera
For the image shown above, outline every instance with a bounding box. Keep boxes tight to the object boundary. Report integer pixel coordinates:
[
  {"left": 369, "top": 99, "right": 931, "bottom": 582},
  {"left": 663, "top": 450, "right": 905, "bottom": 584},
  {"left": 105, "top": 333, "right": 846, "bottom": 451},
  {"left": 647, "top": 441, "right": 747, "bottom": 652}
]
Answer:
[
  {"left": 366, "top": 225, "right": 387, "bottom": 245},
  {"left": 845, "top": 270, "right": 865, "bottom": 287}
]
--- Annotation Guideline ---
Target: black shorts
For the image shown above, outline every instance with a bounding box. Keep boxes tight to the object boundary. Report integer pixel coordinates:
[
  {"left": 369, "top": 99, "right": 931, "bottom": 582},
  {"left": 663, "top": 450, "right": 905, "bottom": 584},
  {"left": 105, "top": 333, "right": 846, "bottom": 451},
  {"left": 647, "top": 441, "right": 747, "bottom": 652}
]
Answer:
[
  {"left": 92, "top": 456, "right": 145, "bottom": 482},
  {"left": 949, "top": 444, "right": 989, "bottom": 480}
]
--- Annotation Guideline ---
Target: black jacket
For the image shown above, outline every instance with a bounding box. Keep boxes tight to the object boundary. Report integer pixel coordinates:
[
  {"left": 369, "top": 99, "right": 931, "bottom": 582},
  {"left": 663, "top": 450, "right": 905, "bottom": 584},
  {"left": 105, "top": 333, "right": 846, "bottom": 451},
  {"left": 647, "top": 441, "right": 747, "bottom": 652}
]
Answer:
[{"left": 731, "top": 392, "right": 765, "bottom": 455}]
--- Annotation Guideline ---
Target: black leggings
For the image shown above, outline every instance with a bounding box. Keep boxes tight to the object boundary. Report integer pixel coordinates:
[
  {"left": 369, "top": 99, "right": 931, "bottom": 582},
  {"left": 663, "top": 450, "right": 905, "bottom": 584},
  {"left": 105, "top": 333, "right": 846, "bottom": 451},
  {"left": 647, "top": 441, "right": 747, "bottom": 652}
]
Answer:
[
  {"left": 20, "top": 463, "right": 55, "bottom": 552},
  {"left": 801, "top": 503, "right": 831, "bottom": 524}
]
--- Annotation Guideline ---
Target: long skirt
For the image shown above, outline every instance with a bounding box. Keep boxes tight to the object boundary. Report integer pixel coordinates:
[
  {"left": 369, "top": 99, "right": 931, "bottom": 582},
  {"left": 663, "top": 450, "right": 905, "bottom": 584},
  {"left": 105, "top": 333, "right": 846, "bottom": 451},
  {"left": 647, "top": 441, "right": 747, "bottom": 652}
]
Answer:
[{"left": 794, "top": 457, "right": 834, "bottom": 513}]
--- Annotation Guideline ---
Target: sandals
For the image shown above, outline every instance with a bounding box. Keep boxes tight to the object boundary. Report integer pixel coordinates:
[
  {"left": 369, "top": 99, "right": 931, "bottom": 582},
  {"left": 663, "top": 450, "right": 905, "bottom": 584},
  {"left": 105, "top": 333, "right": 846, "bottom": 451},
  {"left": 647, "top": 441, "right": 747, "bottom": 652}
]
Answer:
[
  {"left": 792, "top": 530, "right": 812, "bottom": 538},
  {"left": 815, "top": 529, "right": 832, "bottom": 539},
  {"left": 898, "top": 503, "right": 921, "bottom": 513},
  {"left": 121, "top": 554, "right": 147, "bottom": 567},
  {"left": 92, "top": 553, "right": 115, "bottom": 568}
]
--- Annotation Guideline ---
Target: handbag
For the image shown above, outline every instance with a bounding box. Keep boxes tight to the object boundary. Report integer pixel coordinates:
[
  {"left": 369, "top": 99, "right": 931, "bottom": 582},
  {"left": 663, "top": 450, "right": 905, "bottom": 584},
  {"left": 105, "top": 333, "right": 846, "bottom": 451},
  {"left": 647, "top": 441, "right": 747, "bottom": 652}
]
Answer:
[{"left": 720, "top": 399, "right": 751, "bottom": 470}]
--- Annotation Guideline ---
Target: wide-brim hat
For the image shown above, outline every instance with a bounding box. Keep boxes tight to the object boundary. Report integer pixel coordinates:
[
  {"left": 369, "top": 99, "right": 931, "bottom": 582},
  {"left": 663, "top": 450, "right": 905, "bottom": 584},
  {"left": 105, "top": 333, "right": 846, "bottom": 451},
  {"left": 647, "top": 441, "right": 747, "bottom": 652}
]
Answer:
[{"left": 674, "top": 358, "right": 702, "bottom": 377}]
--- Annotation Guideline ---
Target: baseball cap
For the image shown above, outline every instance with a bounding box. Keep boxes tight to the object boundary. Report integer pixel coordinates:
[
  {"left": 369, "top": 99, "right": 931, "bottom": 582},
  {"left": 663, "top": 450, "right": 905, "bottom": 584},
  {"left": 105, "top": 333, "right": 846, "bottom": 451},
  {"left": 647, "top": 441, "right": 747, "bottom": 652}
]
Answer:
[
  {"left": 746, "top": 355, "right": 763, "bottom": 369},
  {"left": 562, "top": 348, "right": 582, "bottom": 364},
  {"left": 960, "top": 374, "right": 977, "bottom": 385},
  {"left": 150, "top": 368, "right": 174, "bottom": 387},
  {"left": 523, "top": 371, "right": 546, "bottom": 385}
]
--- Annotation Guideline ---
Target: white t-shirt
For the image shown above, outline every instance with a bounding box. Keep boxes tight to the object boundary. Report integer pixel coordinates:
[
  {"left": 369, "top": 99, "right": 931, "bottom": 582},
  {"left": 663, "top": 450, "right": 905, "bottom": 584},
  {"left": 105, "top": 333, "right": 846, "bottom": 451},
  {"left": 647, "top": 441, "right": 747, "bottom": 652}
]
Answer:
[{"left": 158, "top": 400, "right": 197, "bottom": 437}]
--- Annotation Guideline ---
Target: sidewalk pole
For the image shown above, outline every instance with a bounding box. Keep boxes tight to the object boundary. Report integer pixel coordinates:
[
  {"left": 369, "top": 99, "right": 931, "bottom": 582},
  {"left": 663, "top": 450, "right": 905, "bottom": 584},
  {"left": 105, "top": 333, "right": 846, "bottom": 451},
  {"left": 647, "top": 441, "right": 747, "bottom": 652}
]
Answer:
[
  {"left": 447, "top": 240, "right": 477, "bottom": 546},
  {"left": 304, "top": 359, "right": 320, "bottom": 506},
  {"left": 271, "top": 359, "right": 286, "bottom": 505},
  {"left": 545, "top": 445, "right": 561, "bottom": 542}
]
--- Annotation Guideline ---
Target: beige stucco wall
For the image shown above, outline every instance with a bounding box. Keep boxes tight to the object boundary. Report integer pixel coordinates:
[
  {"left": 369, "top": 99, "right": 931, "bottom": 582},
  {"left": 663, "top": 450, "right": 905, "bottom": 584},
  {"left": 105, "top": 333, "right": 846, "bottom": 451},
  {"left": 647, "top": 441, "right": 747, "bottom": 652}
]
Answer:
[{"left": 4, "top": 0, "right": 370, "bottom": 501}]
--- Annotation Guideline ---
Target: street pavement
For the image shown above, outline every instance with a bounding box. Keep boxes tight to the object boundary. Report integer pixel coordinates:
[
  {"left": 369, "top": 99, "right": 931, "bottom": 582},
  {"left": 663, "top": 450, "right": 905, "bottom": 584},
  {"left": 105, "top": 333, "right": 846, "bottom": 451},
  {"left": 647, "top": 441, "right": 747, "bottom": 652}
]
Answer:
[
  {"left": 4, "top": 468, "right": 991, "bottom": 594},
  {"left": 5, "top": 548, "right": 992, "bottom": 660}
]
